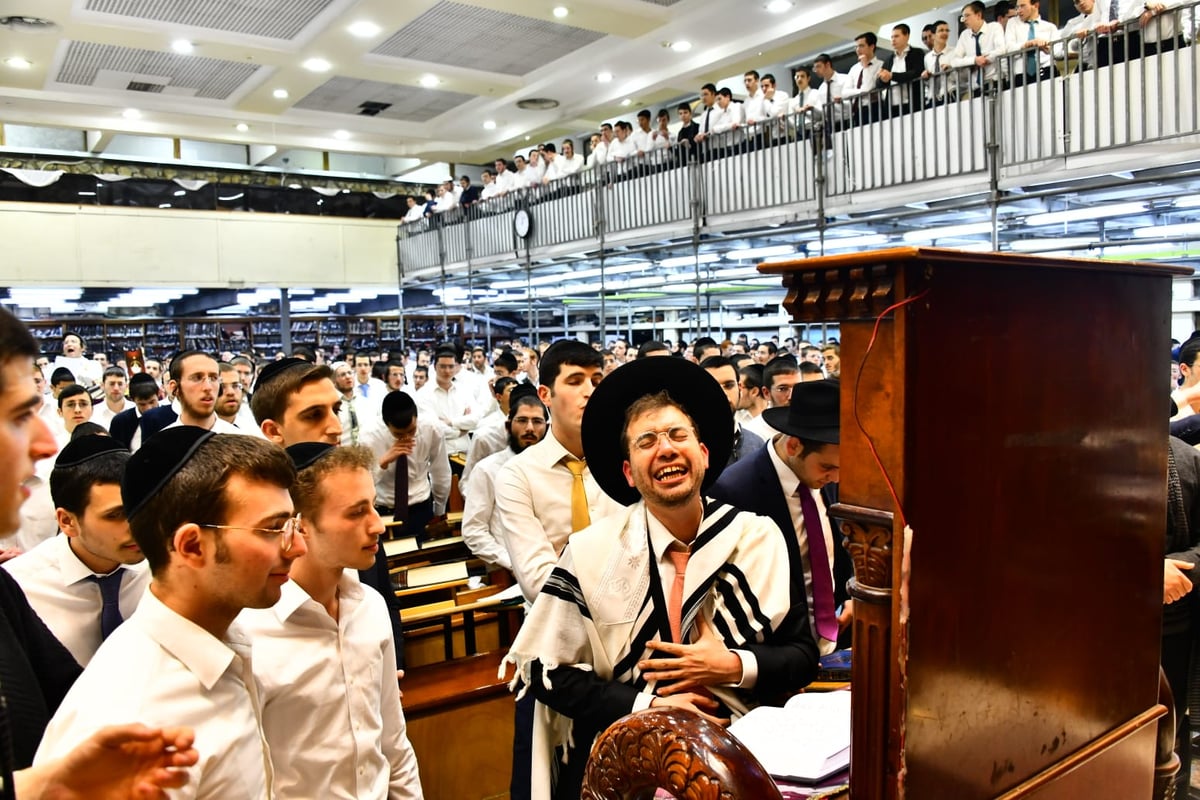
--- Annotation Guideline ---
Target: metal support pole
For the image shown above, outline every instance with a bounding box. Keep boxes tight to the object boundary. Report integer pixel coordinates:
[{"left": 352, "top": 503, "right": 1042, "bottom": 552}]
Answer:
[{"left": 279, "top": 287, "right": 291, "bottom": 354}]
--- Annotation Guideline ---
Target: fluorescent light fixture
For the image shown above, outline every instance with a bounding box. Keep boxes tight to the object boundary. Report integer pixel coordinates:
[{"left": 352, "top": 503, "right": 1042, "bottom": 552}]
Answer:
[
  {"left": 171, "top": 39, "right": 194, "bottom": 54},
  {"left": 483, "top": 120, "right": 497, "bottom": 130},
  {"left": 766, "top": 0, "right": 794, "bottom": 11},
  {"left": 552, "top": 6, "right": 569, "bottom": 18},
  {"left": 302, "top": 57, "right": 331, "bottom": 72},
  {"left": 659, "top": 253, "right": 721, "bottom": 268},
  {"left": 902, "top": 222, "right": 993, "bottom": 242},
  {"left": 1132, "top": 222, "right": 1200, "bottom": 239},
  {"left": 1024, "top": 201, "right": 1145, "bottom": 227},
  {"left": 173, "top": 189, "right": 186, "bottom": 197},
  {"left": 818, "top": 234, "right": 889, "bottom": 250},
  {"left": 1174, "top": 196, "right": 1200, "bottom": 209},
  {"left": 620, "top": 98, "right": 632, "bottom": 107},
  {"left": 4, "top": 57, "right": 31, "bottom": 70},
  {"left": 273, "top": 88, "right": 290, "bottom": 99},
  {"left": 122, "top": 108, "right": 141, "bottom": 119},
  {"left": 596, "top": 71, "right": 613, "bottom": 83},
  {"left": 77, "top": 191, "right": 96, "bottom": 197},
  {"left": 1009, "top": 237, "right": 1094, "bottom": 251},
  {"left": 219, "top": 192, "right": 244, "bottom": 201},
  {"left": 419, "top": 74, "right": 440, "bottom": 88},
  {"left": 347, "top": 20, "right": 381, "bottom": 38},
  {"left": 235, "top": 122, "right": 249, "bottom": 132},
  {"left": 4, "top": 288, "right": 82, "bottom": 305},
  {"left": 670, "top": 41, "right": 693, "bottom": 52},
  {"left": 333, "top": 130, "right": 350, "bottom": 140},
  {"left": 724, "top": 245, "right": 797, "bottom": 261},
  {"left": 158, "top": 203, "right": 171, "bottom": 208}
]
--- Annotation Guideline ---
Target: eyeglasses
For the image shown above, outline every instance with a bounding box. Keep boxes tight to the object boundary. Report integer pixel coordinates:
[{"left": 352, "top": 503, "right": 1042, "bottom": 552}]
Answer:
[
  {"left": 633, "top": 426, "right": 696, "bottom": 451},
  {"left": 198, "top": 514, "right": 301, "bottom": 553},
  {"left": 512, "top": 416, "right": 546, "bottom": 426},
  {"left": 219, "top": 381, "right": 244, "bottom": 393},
  {"left": 183, "top": 374, "right": 220, "bottom": 386}
]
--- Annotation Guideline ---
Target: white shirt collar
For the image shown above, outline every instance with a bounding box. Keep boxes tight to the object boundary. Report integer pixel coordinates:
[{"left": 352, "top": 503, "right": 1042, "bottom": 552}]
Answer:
[
  {"left": 766, "top": 435, "right": 803, "bottom": 499},
  {"left": 136, "top": 587, "right": 246, "bottom": 691},
  {"left": 271, "top": 569, "right": 364, "bottom": 624}
]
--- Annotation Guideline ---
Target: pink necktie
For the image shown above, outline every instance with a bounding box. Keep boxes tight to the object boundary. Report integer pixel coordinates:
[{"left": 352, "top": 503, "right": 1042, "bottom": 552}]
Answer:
[
  {"left": 667, "top": 547, "right": 690, "bottom": 643},
  {"left": 797, "top": 487, "right": 839, "bottom": 641}
]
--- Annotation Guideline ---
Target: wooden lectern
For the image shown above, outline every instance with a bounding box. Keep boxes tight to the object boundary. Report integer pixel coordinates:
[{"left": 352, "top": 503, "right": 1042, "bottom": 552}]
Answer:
[{"left": 754, "top": 247, "right": 1186, "bottom": 799}]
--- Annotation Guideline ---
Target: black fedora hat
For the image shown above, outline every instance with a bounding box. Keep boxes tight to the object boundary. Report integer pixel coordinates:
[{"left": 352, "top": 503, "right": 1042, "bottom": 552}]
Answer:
[
  {"left": 581, "top": 357, "right": 733, "bottom": 506},
  {"left": 762, "top": 378, "right": 840, "bottom": 443}
]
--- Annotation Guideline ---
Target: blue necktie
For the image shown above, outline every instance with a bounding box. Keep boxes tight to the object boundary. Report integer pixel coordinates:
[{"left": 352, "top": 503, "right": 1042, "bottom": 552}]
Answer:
[
  {"left": 359, "top": 383, "right": 369, "bottom": 398},
  {"left": 90, "top": 571, "right": 125, "bottom": 639},
  {"left": 1027, "top": 21, "right": 1038, "bottom": 76}
]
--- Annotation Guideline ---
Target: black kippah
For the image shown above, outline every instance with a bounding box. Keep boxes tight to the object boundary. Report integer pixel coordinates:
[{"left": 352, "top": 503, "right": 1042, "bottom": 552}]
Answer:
[
  {"left": 254, "top": 357, "right": 308, "bottom": 389},
  {"left": 129, "top": 373, "right": 157, "bottom": 389},
  {"left": 286, "top": 442, "right": 335, "bottom": 471},
  {"left": 508, "top": 382, "right": 540, "bottom": 406},
  {"left": 55, "top": 434, "right": 128, "bottom": 467},
  {"left": 122, "top": 427, "right": 215, "bottom": 519}
]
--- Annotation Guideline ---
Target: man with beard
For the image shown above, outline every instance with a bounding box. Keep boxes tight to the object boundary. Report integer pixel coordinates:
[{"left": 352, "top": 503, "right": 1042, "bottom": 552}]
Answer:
[
  {"left": 158, "top": 350, "right": 242, "bottom": 438},
  {"left": 462, "top": 393, "right": 548, "bottom": 571},
  {"left": 4, "top": 435, "right": 150, "bottom": 666},
  {"left": 215, "top": 362, "right": 260, "bottom": 434},
  {"left": 332, "top": 360, "right": 371, "bottom": 446},
  {"left": 504, "top": 358, "right": 817, "bottom": 799}
]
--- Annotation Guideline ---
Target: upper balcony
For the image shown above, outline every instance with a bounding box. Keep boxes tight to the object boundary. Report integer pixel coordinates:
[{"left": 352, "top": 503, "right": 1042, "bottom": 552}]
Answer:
[{"left": 397, "top": 18, "right": 1200, "bottom": 300}]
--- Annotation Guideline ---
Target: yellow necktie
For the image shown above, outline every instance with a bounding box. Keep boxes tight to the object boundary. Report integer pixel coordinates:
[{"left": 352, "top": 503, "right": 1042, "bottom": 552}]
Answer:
[{"left": 565, "top": 459, "right": 590, "bottom": 532}]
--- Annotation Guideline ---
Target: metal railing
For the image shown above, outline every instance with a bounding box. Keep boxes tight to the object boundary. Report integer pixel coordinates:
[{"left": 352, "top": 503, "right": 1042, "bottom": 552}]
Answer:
[{"left": 397, "top": 13, "right": 1200, "bottom": 274}]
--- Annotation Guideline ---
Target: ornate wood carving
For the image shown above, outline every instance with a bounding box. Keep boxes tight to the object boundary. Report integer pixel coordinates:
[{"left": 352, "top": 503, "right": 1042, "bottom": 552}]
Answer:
[
  {"left": 776, "top": 260, "right": 898, "bottom": 322},
  {"left": 581, "top": 708, "right": 783, "bottom": 800},
  {"left": 830, "top": 503, "right": 894, "bottom": 595}
]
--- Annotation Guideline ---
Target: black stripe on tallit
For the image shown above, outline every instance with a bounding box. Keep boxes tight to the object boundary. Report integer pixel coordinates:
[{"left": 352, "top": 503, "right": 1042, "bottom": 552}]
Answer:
[{"left": 542, "top": 567, "right": 592, "bottom": 620}]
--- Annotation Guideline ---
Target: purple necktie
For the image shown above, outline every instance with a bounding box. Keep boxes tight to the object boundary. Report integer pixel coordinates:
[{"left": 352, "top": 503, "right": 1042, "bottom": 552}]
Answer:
[{"left": 797, "top": 487, "right": 839, "bottom": 642}]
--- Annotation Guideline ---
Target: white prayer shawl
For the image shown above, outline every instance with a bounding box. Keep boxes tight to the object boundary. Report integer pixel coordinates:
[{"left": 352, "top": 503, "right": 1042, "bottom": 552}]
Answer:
[{"left": 502, "top": 498, "right": 793, "bottom": 799}]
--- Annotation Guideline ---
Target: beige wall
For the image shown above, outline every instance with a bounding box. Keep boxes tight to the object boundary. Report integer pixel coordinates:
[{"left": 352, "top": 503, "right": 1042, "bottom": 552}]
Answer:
[{"left": 0, "top": 203, "right": 398, "bottom": 287}]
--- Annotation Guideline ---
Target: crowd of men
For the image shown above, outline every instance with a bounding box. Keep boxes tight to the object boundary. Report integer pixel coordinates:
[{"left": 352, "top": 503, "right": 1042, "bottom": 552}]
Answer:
[
  {"left": 398, "top": 0, "right": 1195, "bottom": 225},
  {"left": 0, "top": 311, "right": 852, "bottom": 798},
  {"left": 6, "top": 304, "right": 1200, "bottom": 797}
]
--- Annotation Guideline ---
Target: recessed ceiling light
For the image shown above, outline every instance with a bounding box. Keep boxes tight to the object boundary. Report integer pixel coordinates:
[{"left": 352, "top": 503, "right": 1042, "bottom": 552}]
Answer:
[
  {"left": 620, "top": 98, "right": 632, "bottom": 107},
  {"left": 122, "top": 108, "right": 141, "bottom": 119},
  {"left": 4, "top": 56, "right": 31, "bottom": 70},
  {"left": 524, "top": 135, "right": 532, "bottom": 141},
  {"left": 766, "top": 0, "right": 793, "bottom": 12},
  {"left": 273, "top": 88, "right": 290, "bottom": 99},
  {"left": 670, "top": 40, "right": 693, "bottom": 52},
  {"left": 419, "top": 73, "right": 440, "bottom": 88},
  {"left": 171, "top": 39, "right": 194, "bottom": 54},
  {"left": 552, "top": 6, "right": 569, "bottom": 17},
  {"left": 347, "top": 20, "right": 381, "bottom": 38},
  {"left": 483, "top": 120, "right": 497, "bottom": 130},
  {"left": 302, "top": 57, "right": 331, "bottom": 72},
  {"left": 595, "top": 71, "right": 612, "bottom": 83},
  {"left": 333, "top": 130, "right": 350, "bottom": 140},
  {"left": 235, "top": 122, "right": 249, "bottom": 132}
]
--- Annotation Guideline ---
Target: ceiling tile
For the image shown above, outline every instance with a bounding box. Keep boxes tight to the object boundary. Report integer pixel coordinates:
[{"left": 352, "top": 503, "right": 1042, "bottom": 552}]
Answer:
[
  {"left": 56, "top": 42, "right": 261, "bottom": 101},
  {"left": 294, "top": 77, "right": 476, "bottom": 122},
  {"left": 83, "top": 0, "right": 335, "bottom": 40},
  {"left": 371, "top": 1, "right": 606, "bottom": 76}
]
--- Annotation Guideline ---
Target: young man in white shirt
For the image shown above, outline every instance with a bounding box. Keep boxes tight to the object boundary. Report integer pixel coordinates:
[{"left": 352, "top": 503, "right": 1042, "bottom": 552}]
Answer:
[
  {"left": 557, "top": 139, "right": 585, "bottom": 176},
  {"left": 37, "top": 428, "right": 308, "bottom": 800},
  {"left": 947, "top": 0, "right": 1009, "bottom": 89},
  {"left": 91, "top": 366, "right": 134, "bottom": 431},
  {"left": 160, "top": 350, "right": 243, "bottom": 438},
  {"left": 252, "top": 357, "right": 344, "bottom": 447},
  {"left": 52, "top": 334, "right": 101, "bottom": 387},
  {"left": 741, "top": 70, "right": 767, "bottom": 126},
  {"left": 415, "top": 348, "right": 482, "bottom": 457},
  {"left": 4, "top": 435, "right": 150, "bottom": 666},
  {"left": 361, "top": 390, "right": 450, "bottom": 540},
  {"left": 922, "top": 20, "right": 957, "bottom": 103},
  {"left": 56, "top": 385, "right": 94, "bottom": 442},
  {"left": 240, "top": 443, "right": 423, "bottom": 799},
  {"left": 1004, "top": 0, "right": 1059, "bottom": 84},
  {"left": 841, "top": 32, "right": 886, "bottom": 125}
]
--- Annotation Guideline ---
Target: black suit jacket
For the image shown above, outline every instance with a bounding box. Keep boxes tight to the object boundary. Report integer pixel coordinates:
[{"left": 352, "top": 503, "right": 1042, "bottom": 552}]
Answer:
[
  {"left": 136, "top": 406, "right": 178, "bottom": 445},
  {"left": 878, "top": 46, "right": 928, "bottom": 87},
  {"left": 108, "top": 407, "right": 140, "bottom": 448},
  {"left": 710, "top": 443, "right": 853, "bottom": 643}
]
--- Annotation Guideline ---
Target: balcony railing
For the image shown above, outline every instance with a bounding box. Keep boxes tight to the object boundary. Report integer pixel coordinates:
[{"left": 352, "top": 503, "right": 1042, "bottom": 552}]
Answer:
[{"left": 398, "top": 12, "right": 1200, "bottom": 276}]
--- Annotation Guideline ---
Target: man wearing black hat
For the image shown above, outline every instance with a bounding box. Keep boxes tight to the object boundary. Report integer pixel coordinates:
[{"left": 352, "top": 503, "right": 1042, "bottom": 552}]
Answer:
[
  {"left": 711, "top": 378, "right": 852, "bottom": 655},
  {"left": 37, "top": 428, "right": 307, "bottom": 798},
  {"left": 4, "top": 435, "right": 150, "bottom": 666},
  {"left": 239, "top": 443, "right": 423, "bottom": 799},
  {"left": 504, "top": 358, "right": 817, "bottom": 800}
]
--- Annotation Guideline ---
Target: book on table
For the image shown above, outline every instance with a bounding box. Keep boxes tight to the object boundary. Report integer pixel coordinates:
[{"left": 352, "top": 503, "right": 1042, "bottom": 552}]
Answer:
[{"left": 728, "top": 690, "right": 851, "bottom": 785}]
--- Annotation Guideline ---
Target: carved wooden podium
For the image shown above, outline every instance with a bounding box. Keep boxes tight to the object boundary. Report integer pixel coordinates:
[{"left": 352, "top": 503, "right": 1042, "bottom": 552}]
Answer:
[{"left": 754, "top": 247, "right": 1185, "bottom": 799}]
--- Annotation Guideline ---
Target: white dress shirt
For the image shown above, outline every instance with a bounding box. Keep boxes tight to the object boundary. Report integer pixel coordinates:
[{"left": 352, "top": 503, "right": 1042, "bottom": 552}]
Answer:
[
  {"left": 36, "top": 588, "right": 274, "bottom": 800},
  {"left": 4, "top": 534, "right": 151, "bottom": 666},
  {"left": 460, "top": 415, "right": 508, "bottom": 492},
  {"left": 605, "top": 136, "right": 638, "bottom": 162},
  {"left": 766, "top": 441, "right": 838, "bottom": 656},
  {"left": 708, "top": 102, "right": 745, "bottom": 139},
  {"left": 947, "top": 22, "right": 1008, "bottom": 83},
  {"left": 494, "top": 169, "right": 517, "bottom": 193},
  {"left": 843, "top": 57, "right": 885, "bottom": 99},
  {"left": 742, "top": 89, "right": 767, "bottom": 124},
  {"left": 924, "top": 47, "right": 957, "bottom": 99},
  {"left": 630, "top": 126, "right": 654, "bottom": 154},
  {"left": 91, "top": 398, "right": 134, "bottom": 431},
  {"left": 493, "top": 431, "right": 625, "bottom": 603},
  {"left": 1004, "top": 17, "right": 1060, "bottom": 72},
  {"left": 762, "top": 90, "right": 791, "bottom": 119},
  {"left": 461, "top": 448, "right": 516, "bottom": 571},
  {"left": 557, "top": 153, "right": 584, "bottom": 176},
  {"left": 402, "top": 205, "right": 425, "bottom": 223},
  {"left": 239, "top": 572, "right": 423, "bottom": 800},
  {"left": 815, "top": 73, "right": 851, "bottom": 121},
  {"left": 360, "top": 418, "right": 450, "bottom": 513},
  {"left": 415, "top": 378, "right": 482, "bottom": 455}
]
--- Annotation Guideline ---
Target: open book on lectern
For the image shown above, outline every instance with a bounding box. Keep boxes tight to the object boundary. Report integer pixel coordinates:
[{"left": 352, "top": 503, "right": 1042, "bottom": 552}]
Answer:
[{"left": 728, "top": 689, "right": 852, "bottom": 785}]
